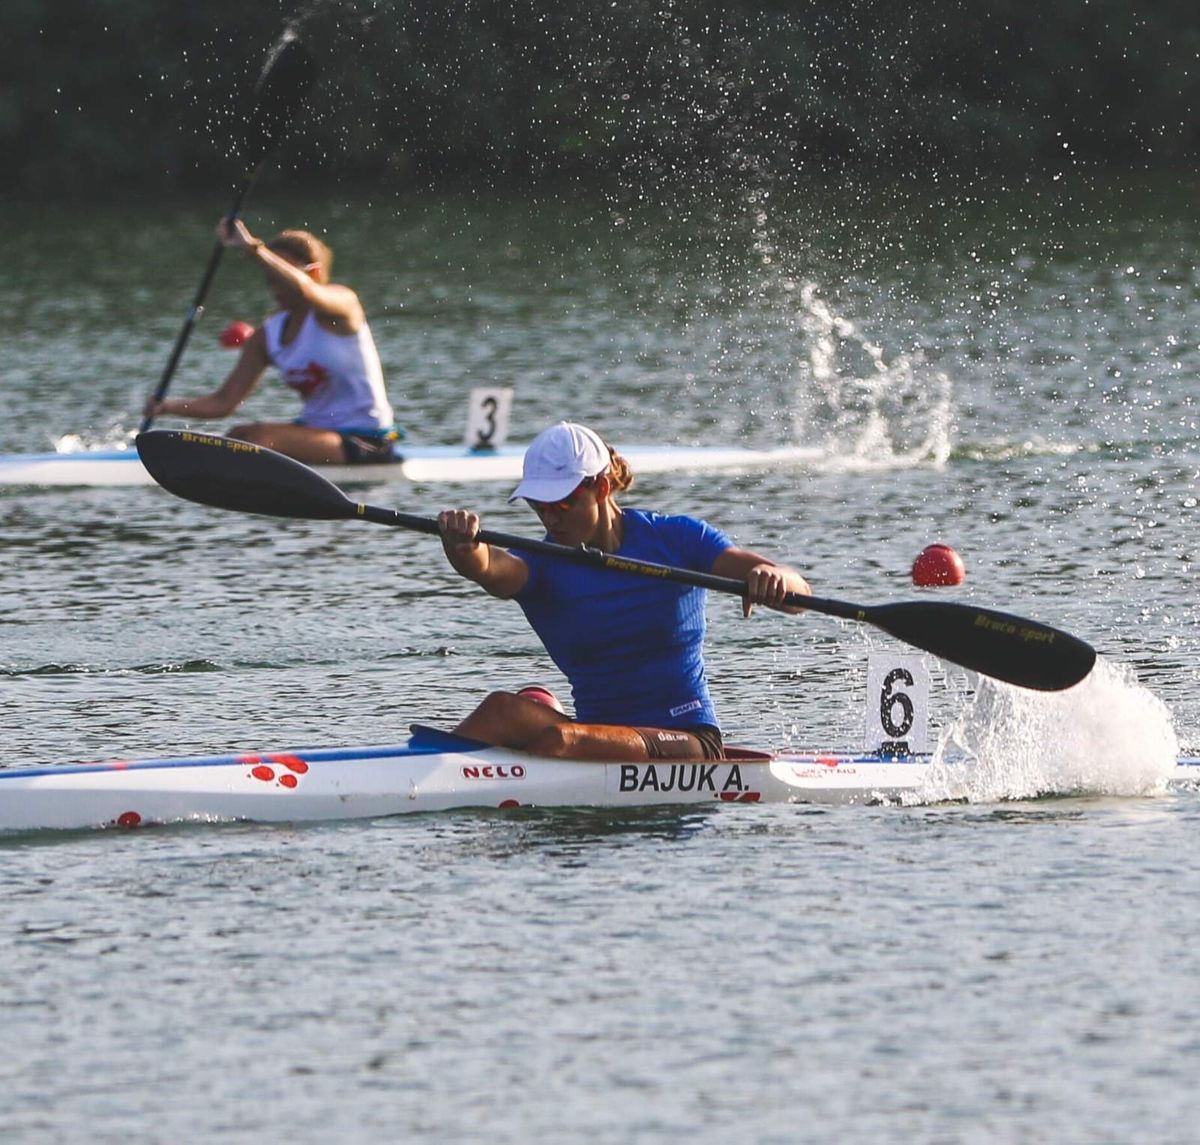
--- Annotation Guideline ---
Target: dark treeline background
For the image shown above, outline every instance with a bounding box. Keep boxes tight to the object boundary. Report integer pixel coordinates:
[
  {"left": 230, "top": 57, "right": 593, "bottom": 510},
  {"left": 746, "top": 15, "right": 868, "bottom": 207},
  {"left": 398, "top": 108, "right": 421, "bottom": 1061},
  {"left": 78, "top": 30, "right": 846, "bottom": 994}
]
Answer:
[{"left": 4, "top": 0, "right": 1198, "bottom": 200}]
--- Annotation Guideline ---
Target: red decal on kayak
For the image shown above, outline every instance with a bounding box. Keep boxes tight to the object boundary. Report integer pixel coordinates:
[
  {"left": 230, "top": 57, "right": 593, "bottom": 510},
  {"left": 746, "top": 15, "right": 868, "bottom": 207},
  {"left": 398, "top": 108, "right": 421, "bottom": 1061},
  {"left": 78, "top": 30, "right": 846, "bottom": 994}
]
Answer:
[
  {"left": 498, "top": 799, "right": 521, "bottom": 809},
  {"left": 268, "top": 754, "right": 308, "bottom": 774},
  {"left": 251, "top": 765, "right": 275, "bottom": 782},
  {"left": 117, "top": 811, "right": 142, "bottom": 827},
  {"left": 279, "top": 774, "right": 298, "bottom": 789},
  {"left": 719, "top": 791, "right": 762, "bottom": 802},
  {"left": 815, "top": 756, "right": 839, "bottom": 768},
  {"left": 108, "top": 761, "right": 131, "bottom": 771}
]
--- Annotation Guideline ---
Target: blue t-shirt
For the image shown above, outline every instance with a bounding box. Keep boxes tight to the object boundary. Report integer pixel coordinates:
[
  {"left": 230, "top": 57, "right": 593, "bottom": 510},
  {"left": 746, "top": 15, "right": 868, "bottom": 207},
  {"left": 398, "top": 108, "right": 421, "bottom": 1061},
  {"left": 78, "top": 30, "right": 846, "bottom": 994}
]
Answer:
[{"left": 513, "top": 508, "right": 732, "bottom": 729}]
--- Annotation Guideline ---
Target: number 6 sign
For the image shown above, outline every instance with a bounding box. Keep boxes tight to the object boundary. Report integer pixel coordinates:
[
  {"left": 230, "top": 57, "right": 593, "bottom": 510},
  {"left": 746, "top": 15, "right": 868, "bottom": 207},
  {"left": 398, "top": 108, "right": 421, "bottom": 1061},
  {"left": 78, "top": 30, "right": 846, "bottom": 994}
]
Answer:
[{"left": 864, "top": 653, "right": 930, "bottom": 754}]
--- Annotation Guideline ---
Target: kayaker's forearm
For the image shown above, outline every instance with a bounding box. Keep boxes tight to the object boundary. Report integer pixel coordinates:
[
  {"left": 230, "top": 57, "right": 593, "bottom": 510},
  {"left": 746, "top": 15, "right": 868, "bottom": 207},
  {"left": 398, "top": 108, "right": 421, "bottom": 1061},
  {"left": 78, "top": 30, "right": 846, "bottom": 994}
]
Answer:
[
  {"left": 250, "top": 245, "right": 363, "bottom": 328},
  {"left": 439, "top": 535, "right": 526, "bottom": 598},
  {"left": 711, "top": 547, "right": 812, "bottom": 616},
  {"left": 442, "top": 539, "right": 491, "bottom": 581}
]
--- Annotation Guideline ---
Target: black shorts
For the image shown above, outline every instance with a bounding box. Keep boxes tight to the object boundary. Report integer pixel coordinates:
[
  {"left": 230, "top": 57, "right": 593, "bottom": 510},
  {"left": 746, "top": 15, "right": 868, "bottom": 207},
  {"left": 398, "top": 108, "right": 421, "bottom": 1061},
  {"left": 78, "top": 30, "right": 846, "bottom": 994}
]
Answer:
[
  {"left": 340, "top": 431, "right": 401, "bottom": 465},
  {"left": 634, "top": 724, "right": 724, "bottom": 761}
]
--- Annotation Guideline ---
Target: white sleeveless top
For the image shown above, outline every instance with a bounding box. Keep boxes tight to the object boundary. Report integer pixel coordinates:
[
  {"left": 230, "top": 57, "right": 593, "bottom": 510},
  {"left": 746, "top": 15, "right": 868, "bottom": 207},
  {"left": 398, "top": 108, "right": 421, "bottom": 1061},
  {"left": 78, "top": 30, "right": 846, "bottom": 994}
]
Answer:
[{"left": 263, "top": 310, "right": 394, "bottom": 432}]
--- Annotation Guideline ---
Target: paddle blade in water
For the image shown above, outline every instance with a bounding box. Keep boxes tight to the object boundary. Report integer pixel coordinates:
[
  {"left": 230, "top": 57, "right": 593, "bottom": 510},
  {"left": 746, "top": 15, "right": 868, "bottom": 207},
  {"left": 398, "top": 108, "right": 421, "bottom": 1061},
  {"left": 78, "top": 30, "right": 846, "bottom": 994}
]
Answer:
[
  {"left": 136, "top": 430, "right": 355, "bottom": 520},
  {"left": 862, "top": 600, "right": 1096, "bottom": 691}
]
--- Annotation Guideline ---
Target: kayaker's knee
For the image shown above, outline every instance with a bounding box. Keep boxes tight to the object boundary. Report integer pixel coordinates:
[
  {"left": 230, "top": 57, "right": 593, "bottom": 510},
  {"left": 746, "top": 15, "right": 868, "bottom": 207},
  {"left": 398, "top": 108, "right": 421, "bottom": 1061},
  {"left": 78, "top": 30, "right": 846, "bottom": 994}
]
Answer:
[
  {"left": 455, "top": 691, "right": 533, "bottom": 747},
  {"left": 476, "top": 691, "right": 520, "bottom": 722}
]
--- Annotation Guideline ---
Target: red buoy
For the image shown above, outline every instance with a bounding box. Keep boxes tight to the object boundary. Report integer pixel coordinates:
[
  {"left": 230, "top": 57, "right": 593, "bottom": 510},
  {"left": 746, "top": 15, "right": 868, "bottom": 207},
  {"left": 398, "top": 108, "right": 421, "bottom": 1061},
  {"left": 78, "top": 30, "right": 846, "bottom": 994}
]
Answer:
[
  {"left": 219, "top": 320, "right": 255, "bottom": 348},
  {"left": 912, "top": 544, "right": 966, "bottom": 586}
]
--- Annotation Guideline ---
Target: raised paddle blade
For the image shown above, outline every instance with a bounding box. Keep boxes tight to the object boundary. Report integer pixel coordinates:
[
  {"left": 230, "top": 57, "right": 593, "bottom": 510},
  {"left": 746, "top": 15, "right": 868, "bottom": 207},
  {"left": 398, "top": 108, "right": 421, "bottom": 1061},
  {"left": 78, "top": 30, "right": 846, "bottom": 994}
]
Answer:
[
  {"left": 136, "top": 431, "right": 355, "bottom": 520},
  {"left": 860, "top": 600, "right": 1096, "bottom": 692}
]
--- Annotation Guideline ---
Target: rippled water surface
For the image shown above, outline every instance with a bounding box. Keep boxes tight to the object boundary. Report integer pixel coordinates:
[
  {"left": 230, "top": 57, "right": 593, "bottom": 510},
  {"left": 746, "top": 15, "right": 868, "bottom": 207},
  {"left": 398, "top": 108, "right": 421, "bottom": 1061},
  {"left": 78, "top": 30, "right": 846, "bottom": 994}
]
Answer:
[{"left": 3, "top": 178, "right": 1200, "bottom": 1141}]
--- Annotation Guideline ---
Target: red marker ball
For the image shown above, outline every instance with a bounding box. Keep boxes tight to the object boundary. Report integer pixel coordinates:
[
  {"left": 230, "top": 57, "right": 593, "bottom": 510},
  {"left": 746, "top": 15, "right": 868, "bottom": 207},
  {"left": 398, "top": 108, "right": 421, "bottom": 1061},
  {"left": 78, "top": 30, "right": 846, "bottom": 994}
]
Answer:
[
  {"left": 219, "top": 320, "right": 254, "bottom": 348},
  {"left": 912, "top": 544, "right": 966, "bottom": 587}
]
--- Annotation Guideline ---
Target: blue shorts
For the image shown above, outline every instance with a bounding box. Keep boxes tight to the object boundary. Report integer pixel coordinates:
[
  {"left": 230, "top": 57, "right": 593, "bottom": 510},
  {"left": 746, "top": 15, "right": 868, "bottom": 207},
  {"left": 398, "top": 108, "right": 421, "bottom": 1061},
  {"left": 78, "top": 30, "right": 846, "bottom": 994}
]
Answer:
[
  {"left": 635, "top": 724, "right": 724, "bottom": 761},
  {"left": 340, "top": 429, "right": 402, "bottom": 465}
]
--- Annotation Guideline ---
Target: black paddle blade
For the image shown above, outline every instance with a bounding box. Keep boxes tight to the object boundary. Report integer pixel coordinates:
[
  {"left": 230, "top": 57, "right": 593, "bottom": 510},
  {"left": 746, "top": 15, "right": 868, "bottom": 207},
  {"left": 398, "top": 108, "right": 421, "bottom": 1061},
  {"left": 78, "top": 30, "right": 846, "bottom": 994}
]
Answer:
[
  {"left": 865, "top": 600, "right": 1096, "bottom": 692},
  {"left": 136, "top": 431, "right": 355, "bottom": 520},
  {"left": 243, "top": 36, "right": 315, "bottom": 161}
]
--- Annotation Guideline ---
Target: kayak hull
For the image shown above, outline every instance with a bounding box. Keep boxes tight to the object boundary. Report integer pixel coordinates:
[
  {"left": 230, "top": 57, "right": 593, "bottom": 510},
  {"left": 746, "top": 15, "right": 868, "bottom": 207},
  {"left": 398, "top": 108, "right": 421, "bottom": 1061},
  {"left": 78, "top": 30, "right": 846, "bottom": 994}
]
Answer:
[
  {"left": 0, "top": 441, "right": 822, "bottom": 488},
  {"left": 2, "top": 727, "right": 1196, "bottom": 833}
]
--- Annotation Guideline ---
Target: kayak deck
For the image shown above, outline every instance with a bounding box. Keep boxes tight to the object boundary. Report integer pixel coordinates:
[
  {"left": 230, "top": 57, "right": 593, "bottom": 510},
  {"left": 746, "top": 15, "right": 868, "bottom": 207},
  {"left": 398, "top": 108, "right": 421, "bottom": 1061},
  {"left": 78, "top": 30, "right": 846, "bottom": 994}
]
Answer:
[{"left": 2, "top": 726, "right": 1196, "bottom": 834}]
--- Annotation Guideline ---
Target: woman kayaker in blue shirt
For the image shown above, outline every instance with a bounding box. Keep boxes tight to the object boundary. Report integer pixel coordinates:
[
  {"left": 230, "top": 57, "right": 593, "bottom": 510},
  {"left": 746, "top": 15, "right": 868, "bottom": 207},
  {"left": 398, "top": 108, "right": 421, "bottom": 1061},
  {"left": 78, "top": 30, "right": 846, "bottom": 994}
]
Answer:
[
  {"left": 143, "top": 218, "right": 399, "bottom": 465},
  {"left": 437, "top": 421, "right": 811, "bottom": 761}
]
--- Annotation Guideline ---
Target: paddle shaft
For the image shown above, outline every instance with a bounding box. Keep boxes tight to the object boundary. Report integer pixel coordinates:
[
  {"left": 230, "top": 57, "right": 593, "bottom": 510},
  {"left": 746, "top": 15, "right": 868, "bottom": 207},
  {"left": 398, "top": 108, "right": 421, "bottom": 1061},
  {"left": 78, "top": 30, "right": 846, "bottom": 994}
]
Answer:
[
  {"left": 391, "top": 504, "right": 1091, "bottom": 687},
  {"left": 138, "top": 184, "right": 258, "bottom": 435},
  {"left": 350, "top": 510, "right": 1093, "bottom": 691},
  {"left": 138, "top": 39, "right": 313, "bottom": 434},
  {"left": 355, "top": 507, "right": 1066, "bottom": 643},
  {"left": 359, "top": 503, "right": 817, "bottom": 608}
]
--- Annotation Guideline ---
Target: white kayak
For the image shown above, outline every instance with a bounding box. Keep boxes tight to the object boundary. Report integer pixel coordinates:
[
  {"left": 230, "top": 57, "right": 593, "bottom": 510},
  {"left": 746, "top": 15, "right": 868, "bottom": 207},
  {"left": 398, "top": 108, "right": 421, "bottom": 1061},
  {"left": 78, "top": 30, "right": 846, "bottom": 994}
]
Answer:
[
  {"left": 0, "top": 439, "right": 822, "bottom": 488},
  {"left": 2, "top": 725, "right": 1197, "bottom": 834}
]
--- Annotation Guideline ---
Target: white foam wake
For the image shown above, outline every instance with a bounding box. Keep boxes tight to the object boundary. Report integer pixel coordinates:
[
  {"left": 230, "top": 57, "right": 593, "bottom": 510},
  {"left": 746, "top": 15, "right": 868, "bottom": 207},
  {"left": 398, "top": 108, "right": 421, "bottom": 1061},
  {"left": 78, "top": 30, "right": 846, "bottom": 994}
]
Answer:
[
  {"left": 54, "top": 425, "right": 135, "bottom": 454},
  {"left": 915, "top": 657, "right": 1178, "bottom": 804}
]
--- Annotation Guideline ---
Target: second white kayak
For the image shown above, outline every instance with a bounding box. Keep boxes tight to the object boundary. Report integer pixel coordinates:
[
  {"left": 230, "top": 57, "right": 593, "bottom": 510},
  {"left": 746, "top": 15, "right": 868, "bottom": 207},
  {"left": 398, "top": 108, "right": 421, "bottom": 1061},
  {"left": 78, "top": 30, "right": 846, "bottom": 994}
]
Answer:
[{"left": 0, "top": 439, "right": 823, "bottom": 488}]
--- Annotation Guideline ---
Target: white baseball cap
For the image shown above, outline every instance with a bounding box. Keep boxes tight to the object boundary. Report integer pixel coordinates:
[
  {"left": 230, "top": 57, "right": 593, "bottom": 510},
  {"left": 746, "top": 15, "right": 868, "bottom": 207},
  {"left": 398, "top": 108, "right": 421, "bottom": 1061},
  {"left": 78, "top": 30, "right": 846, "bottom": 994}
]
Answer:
[{"left": 508, "top": 422, "right": 610, "bottom": 503}]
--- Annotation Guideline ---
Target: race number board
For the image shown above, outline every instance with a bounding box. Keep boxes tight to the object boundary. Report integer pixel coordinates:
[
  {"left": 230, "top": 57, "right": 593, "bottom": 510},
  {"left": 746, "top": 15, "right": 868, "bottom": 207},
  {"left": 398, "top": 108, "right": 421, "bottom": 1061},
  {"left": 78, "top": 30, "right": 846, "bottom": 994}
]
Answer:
[
  {"left": 864, "top": 653, "right": 930, "bottom": 754},
  {"left": 464, "top": 387, "right": 513, "bottom": 450}
]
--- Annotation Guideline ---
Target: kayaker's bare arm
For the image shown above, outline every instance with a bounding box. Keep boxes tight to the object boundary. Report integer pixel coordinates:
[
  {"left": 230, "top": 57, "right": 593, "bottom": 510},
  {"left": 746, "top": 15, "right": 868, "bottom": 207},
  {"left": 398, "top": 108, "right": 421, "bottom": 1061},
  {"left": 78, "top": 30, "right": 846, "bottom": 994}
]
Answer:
[
  {"left": 438, "top": 509, "right": 530, "bottom": 599},
  {"left": 712, "top": 547, "right": 811, "bottom": 617},
  {"left": 143, "top": 328, "right": 269, "bottom": 421},
  {"left": 220, "top": 219, "right": 364, "bottom": 333}
]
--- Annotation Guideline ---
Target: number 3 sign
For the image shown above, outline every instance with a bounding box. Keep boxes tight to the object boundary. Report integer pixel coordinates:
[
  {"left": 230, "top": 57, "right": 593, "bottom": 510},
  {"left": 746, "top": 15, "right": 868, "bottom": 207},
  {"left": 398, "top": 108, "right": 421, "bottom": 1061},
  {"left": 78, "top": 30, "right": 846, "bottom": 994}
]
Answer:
[{"left": 464, "top": 387, "right": 513, "bottom": 450}]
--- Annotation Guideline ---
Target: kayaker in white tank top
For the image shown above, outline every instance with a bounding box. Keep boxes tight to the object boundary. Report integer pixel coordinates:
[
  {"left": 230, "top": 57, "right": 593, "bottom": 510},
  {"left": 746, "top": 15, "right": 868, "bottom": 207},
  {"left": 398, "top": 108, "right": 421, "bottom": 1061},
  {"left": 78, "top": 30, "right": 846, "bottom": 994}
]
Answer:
[
  {"left": 261, "top": 309, "right": 393, "bottom": 432},
  {"left": 143, "top": 219, "right": 401, "bottom": 466}
]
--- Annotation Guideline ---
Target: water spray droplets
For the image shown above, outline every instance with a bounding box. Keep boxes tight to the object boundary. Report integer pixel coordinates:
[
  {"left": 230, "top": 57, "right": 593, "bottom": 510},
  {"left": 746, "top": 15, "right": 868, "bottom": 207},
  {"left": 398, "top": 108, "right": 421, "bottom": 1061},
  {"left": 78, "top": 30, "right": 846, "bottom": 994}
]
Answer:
[
  {"left": 919, "top": 657, "right": 1179, "bottom": 804},
  {"left": 793, "top": 284, "right": 953, "bottom": 468}
]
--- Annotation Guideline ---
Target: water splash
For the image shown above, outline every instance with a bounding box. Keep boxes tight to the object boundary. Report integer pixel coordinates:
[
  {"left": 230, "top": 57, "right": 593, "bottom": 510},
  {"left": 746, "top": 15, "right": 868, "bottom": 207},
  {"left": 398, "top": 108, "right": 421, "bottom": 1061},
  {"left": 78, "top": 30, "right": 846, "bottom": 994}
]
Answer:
[
  {"left": 918, "top": 657, "right": 1178, "bottom": 803},
  {"left": 792, "top": 283, "right": 953, "bottom": 469},
  {"left": 676, "top": 184, "right": 957, "bottom": 468},
  {"left": 54, "top": 425, "right": 136, "bottom": 453}
]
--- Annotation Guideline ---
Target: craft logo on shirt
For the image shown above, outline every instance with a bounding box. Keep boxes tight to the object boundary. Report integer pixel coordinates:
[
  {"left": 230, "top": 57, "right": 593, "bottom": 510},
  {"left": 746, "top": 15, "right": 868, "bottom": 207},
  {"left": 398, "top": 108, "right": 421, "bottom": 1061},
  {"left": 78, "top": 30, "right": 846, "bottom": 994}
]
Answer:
[
  {"left": 285, "top": 361, "right": 330, "bottom": 397},
  {"left": 669, "top": 698, "right": 702, "bottom": 718}
]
